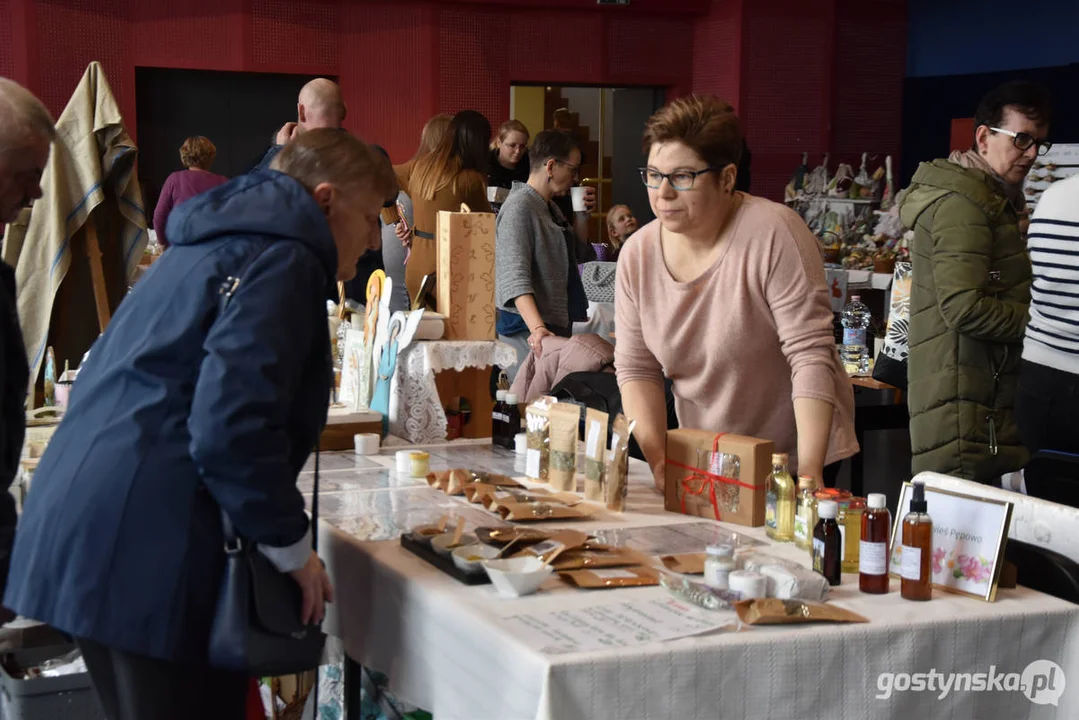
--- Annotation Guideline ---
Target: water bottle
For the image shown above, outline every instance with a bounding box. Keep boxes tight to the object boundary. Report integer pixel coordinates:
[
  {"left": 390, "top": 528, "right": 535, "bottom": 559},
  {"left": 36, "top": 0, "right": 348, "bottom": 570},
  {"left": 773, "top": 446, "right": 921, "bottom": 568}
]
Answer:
[{"left": 841, "top": 295, "right": 871, "bottom": 376}]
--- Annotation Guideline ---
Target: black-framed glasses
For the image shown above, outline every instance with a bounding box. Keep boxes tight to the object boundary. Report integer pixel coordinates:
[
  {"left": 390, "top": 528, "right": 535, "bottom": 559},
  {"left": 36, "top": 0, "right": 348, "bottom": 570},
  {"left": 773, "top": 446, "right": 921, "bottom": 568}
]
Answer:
[
  {"left": 990, "top": 127, "right": 1053, "bottom": 156},
  {"left": 639, "top": 167, "right": 715, "bottom": 190},
  {"left": 556, "top": 159, "right": 580, "bottom": 175}
]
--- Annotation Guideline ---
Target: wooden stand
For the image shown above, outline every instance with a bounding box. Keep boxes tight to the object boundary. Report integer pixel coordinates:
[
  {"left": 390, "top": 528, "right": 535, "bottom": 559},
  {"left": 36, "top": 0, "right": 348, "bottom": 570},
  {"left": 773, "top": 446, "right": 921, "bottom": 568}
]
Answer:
[{"left": 434, "top": 367, "right": 494, "bottom": 440}]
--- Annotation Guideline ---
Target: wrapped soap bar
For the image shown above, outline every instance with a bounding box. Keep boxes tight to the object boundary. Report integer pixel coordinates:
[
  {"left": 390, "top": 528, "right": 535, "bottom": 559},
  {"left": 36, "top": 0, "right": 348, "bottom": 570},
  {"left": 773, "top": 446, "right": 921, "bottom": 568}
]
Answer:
[{"left": 740, "top": 553, "right": 830, "bottom": 602}]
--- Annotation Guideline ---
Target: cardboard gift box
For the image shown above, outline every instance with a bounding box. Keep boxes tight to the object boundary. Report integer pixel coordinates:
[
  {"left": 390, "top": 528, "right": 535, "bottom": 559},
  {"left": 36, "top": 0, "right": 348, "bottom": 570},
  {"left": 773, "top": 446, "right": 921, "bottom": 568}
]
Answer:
[
  {"left": 664, "top": 429, "right": 774, "bottom": 527},
  {"left": 436, "top": 204, "right": 496, "bottom": 341}
]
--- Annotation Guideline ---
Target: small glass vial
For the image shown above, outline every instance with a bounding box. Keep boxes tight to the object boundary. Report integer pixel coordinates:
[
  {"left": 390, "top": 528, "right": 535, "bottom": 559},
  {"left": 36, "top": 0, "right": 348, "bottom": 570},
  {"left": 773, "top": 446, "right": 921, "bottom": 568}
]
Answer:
[
  {"left": 812, "top": 500, "right": 842, "bottom": 586},
  {"left": 703, "top": 544, "right": 736, "bottom": 590},
  {"left": 901, "top": 481, "right": 933, "bottom": 601},
  {"left": 838, "top": 496, "right": 866, "bottom": 574},
  {"left": 793, "top": 475, "right": 816, "bottom": 551},
  {"left": 860, "top": 493, "right": 891, "bottom": 594},
  {"left": 492, "top": 390, "right": 507, "bottom": 447}
]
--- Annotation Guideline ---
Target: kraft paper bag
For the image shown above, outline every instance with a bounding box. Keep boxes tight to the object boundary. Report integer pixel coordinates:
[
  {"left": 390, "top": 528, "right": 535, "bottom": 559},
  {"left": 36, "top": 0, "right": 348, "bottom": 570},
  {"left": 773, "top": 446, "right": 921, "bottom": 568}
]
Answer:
[{"left": 436, "top": 203, "right": 496, "bottom": 341}]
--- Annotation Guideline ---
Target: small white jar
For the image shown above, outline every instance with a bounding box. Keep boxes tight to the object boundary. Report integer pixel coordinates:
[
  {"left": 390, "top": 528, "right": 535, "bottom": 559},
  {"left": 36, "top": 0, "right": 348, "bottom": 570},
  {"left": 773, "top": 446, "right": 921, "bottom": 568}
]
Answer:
[{"left": 703, "top": 544, "right": 736, "bottom": 590}]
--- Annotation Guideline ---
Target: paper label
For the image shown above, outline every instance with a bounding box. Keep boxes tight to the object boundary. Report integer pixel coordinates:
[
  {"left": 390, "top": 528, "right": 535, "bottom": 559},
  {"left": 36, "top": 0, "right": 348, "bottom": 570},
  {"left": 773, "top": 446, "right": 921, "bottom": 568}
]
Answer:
[
  {"left": 586, "top": 420, "right": 601, "bottom": 458},
  {"left": 610, "top": 432, "right": 620, "bottom": 453},
  {"left": 794, "top": 512, "right": 808, "bottom": 544},
  {"left": 526, "top": 449, "right": 541, "bottom": 479},
  {"left": 900, "top": 545, "right": 923, "bottom": 581},
  {"left": 812, "top": 538, "right": 825, "bottom": 574},
  {"left": 591, "top": 569, "right": 637, "bottom": 580},
  {"left": 838, "top": 524, "right": 845, "bottom": 561},
  {"left": 843, "top": 328, "right": 866, "bottom": 347},
  {"left": 860, "top": 541, "right": 888, "bottom": 575},
  {"left": 765, "top": 491, "right": 777, "bottom": 530}
]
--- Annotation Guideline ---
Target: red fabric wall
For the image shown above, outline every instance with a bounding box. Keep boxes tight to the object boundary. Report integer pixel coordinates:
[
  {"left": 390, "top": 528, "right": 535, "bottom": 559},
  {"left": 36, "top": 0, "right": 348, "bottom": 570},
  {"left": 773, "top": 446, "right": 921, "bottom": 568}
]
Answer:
[
  {"left": 692, "top": 0, "right": 907, "bottom": 198},
  {"left": 4, "top": 0, "right": 905, "bottom": 198},
  {"left": 4, "top": 0, "right": 696, "bottom": 163}
]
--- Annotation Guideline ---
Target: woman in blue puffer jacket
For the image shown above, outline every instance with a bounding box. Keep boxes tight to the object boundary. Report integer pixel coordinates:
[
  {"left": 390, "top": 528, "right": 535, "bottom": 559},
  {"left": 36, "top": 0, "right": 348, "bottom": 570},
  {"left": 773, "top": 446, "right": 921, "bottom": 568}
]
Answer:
[{"left": 4, "top": 129, "right": 396, "bottom": 719}]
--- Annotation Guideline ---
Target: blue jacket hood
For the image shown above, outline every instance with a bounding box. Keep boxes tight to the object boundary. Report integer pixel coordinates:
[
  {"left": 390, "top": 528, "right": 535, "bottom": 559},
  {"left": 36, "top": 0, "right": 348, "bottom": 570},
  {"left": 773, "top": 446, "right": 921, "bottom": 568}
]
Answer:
[{"left": 166, "top": 169, "right": 337, "bottom": 280}]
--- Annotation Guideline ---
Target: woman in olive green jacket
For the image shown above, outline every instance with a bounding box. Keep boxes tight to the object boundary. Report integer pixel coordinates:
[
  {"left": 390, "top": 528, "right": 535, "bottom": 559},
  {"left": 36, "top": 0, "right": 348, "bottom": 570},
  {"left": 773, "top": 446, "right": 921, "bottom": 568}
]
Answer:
[{"left": 899, "top": 157, "right": 1032, "bottom": 483}]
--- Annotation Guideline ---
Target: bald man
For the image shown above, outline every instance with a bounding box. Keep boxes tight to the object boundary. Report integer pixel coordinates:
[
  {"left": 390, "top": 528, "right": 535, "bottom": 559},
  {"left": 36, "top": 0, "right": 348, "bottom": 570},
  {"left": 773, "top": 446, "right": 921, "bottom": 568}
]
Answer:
[
  {"left": 257, "top": 78, "right": 346, "bottom": 169},
  {"left": 0, "top": 77, "right": 55, "bottom": 622}
]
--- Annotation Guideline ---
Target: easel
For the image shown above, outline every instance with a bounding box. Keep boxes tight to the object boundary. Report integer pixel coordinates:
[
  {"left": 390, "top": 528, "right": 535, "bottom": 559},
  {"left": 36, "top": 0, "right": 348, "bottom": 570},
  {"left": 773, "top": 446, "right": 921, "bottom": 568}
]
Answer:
[{"left": 84, "top": 220, "right": 112, "bottom": 332}]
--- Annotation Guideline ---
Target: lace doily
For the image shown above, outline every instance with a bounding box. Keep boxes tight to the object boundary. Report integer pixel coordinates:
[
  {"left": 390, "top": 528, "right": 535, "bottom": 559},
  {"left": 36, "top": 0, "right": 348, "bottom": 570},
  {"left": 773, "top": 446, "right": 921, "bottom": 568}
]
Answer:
[{"left": 389, "top": 340, "right": 517, "bottom": 444}]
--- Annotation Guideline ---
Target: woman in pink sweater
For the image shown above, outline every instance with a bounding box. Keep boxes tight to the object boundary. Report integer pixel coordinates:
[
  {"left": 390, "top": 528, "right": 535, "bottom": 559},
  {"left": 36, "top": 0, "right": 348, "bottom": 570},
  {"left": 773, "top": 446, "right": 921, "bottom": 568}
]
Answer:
[{"left": 616, "top": 96, "right": 857, "bottom": 490}]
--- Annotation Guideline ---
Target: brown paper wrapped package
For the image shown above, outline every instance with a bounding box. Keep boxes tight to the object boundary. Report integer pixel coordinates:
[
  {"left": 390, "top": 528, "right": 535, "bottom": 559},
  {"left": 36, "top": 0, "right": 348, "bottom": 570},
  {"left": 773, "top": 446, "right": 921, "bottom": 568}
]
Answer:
[
  {"left": 660, "top": 553, "right": 707, "bottom": 575},
  {"left": 734, "top": 598, "right": 869, "bottom": 625},
  {"left": 496, "top": 501, "right": 591, "bottom": 522},
  {"left": 664, "top": 430, "right": 774, "bottom": 528},
  {"left": 552, "top": 548, "right": 651, "bottom": 571},
  {"left": 436, "top": 204, "right": 496, "bottom": 340}
]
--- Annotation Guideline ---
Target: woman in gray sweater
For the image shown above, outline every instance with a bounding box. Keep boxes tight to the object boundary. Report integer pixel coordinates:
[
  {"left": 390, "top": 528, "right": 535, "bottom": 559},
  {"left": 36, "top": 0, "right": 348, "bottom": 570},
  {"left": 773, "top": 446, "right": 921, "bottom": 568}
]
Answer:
[{"left": 495, "top": 130, "right": 588, "bottom": 379}]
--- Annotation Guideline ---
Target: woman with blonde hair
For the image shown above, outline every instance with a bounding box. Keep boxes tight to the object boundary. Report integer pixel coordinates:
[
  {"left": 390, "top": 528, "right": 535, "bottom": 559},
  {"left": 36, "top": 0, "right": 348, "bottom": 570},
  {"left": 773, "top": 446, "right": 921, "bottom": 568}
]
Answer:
[
  {"left": 152, "top": 135, "right": 229, "bottom": 249},
  {"left": 394, "top": 113, "right": 452, "bottom": 192},
  {"left": 6, "top": 129, "right": 396, "bottom": 718},
  {"left": 404, "top": 109, "right": 492, "bottom": 299},
  {"left": 488, "top": 119, "right": 530, "bottom": 192},
  {"left": 615, "top": 95, "right": 857, "bottom": 491}
]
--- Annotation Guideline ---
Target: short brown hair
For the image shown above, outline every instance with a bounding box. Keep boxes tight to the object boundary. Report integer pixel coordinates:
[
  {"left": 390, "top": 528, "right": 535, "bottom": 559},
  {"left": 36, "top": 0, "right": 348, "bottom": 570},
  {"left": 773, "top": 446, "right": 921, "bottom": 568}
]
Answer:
[
  {"left": 642, "top": 95, "right": 742, "bottom": 171},
  {"left": 179, "top": 136, "right": 216, "bottom": 170},
  {"left": 528, "top": 129, "right": 578, "bottom": 174},
  {"left": 271, "top": 128, "right": 396, "bottom": 204}
]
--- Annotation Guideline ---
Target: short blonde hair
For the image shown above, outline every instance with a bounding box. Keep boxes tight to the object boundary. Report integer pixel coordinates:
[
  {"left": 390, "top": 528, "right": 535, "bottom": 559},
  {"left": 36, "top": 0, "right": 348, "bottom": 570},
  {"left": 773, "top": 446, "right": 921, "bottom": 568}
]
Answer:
[
  {"left": 179, "top": 136, "right": 216, "bottom": 170},
  {"left": 492, "top": 119, "right": 529, "bottom": 150},
  {"left": 0, "top": 77, "right": 56, "bottom": 152},
  {"left": 271, "top": 128, "right": 396, "bottom": 203}
]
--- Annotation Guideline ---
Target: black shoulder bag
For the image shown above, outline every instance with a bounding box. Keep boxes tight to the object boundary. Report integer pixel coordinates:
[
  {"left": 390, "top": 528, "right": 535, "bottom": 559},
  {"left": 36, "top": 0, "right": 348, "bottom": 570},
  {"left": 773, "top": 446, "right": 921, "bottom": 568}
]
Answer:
[{"left": 207, "top": 257, "right": 326, "bottom": 676}]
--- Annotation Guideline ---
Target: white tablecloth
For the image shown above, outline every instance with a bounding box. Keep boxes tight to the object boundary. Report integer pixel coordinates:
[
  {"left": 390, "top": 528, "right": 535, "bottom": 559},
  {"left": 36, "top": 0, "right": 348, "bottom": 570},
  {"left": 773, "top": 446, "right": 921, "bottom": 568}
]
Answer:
[
  {"left": 306, "top": 444, "right": 1079, "bottom": 720},
  {"left": 388, "top": 341, "right": 516, "bottom": 444}
]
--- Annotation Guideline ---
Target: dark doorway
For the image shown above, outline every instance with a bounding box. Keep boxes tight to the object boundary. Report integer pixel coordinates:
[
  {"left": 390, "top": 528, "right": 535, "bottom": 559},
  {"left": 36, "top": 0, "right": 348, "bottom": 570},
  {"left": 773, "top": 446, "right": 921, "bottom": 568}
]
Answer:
[{"left": 135, "top": 68, "right": 333, "bottom": 227}]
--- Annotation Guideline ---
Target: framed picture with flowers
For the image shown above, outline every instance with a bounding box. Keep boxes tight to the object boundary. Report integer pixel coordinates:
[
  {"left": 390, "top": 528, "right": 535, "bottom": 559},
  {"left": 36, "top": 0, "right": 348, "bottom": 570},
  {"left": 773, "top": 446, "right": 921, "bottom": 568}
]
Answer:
[{"left": 888, "top": 482, "right": 1013, "bottom": 602}]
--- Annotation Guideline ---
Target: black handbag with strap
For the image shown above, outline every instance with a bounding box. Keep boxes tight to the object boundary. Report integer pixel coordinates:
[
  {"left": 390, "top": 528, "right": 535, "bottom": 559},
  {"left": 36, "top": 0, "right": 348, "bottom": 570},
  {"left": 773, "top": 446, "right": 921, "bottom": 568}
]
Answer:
[
  {"left": 206, "top": 252, "right": 326, "bottom": 676},
  {"left": 206, "top": 449, "right": 324, "bottom": 676}
]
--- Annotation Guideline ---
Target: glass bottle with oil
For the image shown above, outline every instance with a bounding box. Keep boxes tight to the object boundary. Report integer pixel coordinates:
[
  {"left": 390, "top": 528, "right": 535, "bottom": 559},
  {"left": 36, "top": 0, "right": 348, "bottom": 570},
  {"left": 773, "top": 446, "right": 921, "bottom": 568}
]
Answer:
[
  {"left": 900, "top": 481, "right": 933, "bottom": 601},
  {"left": 764, "top": 453, "right": 795, "bottom": 542},
  {"left": 793, "top": 475, "right": 816, "bottom": 551},
  {"left": 838, "top": 496, "right": 866, "bottom": 574}
]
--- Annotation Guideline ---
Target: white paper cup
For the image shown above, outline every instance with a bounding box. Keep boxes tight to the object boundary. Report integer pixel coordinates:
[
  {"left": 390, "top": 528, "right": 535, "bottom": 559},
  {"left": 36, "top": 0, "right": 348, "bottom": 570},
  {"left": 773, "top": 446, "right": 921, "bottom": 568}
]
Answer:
[
  {"left": 353, "top": 433, "right": 380, "bottom": 455},
  {"left": 571, "top": 186, "right": 588, "bottom": 212}
]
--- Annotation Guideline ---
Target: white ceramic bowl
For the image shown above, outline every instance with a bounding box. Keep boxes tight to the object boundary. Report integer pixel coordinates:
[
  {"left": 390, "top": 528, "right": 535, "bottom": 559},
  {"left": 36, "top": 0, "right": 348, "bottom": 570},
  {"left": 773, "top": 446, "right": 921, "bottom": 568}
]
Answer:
[
  {"left": 451, "top": 543, "right": 500, "bottom": 572},
  {"left": 431, "top": 532, "right": 477, "bottom": 557},
  {"left": 482, "top": 556, "right": 554, "bottom": 597}
]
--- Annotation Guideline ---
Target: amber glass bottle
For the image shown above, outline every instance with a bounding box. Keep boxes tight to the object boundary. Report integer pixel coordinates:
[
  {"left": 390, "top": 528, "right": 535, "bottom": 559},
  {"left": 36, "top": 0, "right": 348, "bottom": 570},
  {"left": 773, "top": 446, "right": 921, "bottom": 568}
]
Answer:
[
  {"left": 900, "top": 482, "right": 932, "bottom": 601},
  {"left": 859, "top": 493, "right": 891, "bottom": 594}
]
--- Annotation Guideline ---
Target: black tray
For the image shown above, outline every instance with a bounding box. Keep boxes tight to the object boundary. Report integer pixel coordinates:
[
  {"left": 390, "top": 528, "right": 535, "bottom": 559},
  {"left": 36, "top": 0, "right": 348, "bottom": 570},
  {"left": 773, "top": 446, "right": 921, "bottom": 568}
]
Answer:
[{"left": 400, "top": 533, "right": 491, "bottom": 586}]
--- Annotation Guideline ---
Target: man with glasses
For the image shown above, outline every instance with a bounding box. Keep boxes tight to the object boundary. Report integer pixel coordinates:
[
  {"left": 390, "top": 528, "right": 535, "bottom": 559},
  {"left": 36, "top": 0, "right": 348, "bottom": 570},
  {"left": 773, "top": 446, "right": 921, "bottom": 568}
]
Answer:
[{"left": 899, "top": 81, "right": 1051, "bottom": 484}]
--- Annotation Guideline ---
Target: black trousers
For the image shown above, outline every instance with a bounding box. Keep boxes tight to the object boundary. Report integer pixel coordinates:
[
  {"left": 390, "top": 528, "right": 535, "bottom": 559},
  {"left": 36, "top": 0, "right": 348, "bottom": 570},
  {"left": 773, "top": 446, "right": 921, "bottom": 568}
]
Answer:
[
  {"left": 77, "top": 639, "right": 248, "bottom": 720},
  {"left": 1016, "top": 360, "right": 1079, "bottom": 456}
]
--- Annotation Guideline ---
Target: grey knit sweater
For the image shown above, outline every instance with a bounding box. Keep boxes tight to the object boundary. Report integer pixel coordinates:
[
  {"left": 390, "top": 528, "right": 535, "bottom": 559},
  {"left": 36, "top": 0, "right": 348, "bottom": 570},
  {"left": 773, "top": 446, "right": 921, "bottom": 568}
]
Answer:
[{"left": 495, "top": 182, "right": 570, "bottom": 329}]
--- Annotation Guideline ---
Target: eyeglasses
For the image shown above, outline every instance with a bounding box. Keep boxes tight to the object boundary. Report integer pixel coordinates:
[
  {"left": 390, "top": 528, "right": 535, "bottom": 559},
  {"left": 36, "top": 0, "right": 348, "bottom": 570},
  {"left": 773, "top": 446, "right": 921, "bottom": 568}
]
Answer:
[
  {"left": 639, "top": 167, "right": 715, "bottom": 191},
  {"left": 556, "top": 159, "right": 580, "bottom": 175},
  {"left": 990, "top": 127, "right": 1053, "bottom": 156}
]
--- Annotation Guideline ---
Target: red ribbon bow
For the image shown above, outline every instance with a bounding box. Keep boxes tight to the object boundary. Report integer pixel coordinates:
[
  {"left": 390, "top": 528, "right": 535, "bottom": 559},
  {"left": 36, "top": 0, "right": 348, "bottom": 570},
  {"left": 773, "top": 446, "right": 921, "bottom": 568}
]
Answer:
[{"left": 666, "top": 433, "right": 757, "bottom": 521}]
